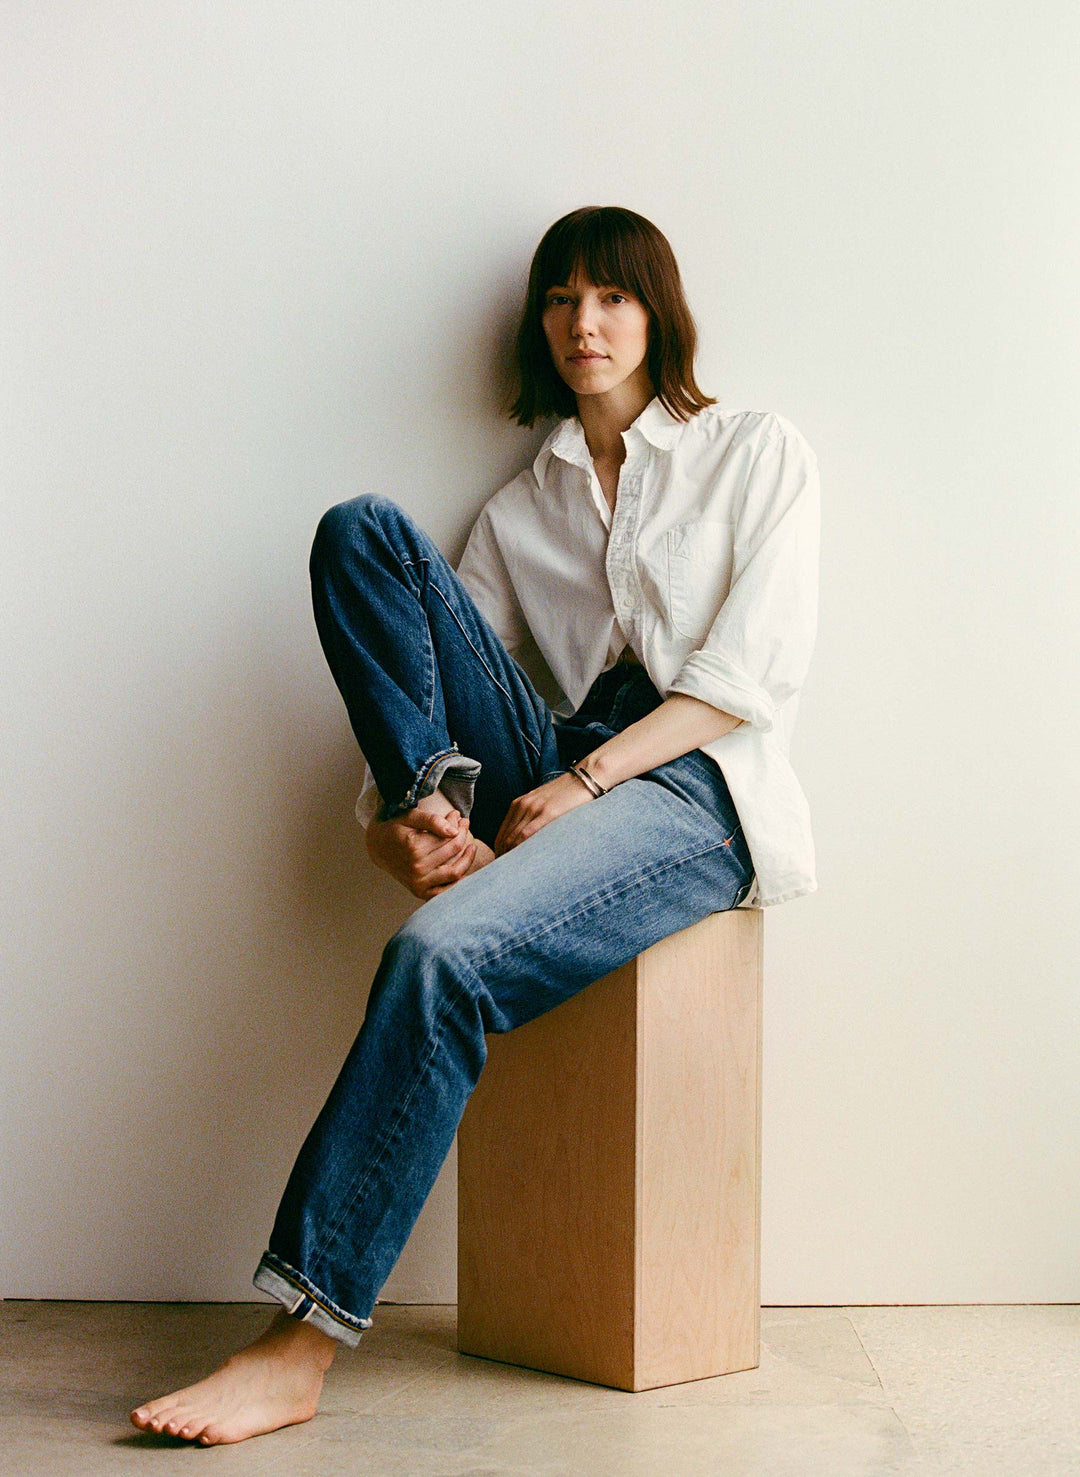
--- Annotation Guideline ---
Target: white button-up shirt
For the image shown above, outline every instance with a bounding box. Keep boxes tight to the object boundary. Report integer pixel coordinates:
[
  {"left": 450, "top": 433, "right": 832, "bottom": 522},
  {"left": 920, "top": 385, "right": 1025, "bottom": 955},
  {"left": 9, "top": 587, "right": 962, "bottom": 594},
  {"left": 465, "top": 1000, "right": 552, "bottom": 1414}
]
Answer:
[{"left": 358, "top": 396, "right": 820, "bottom": 908}]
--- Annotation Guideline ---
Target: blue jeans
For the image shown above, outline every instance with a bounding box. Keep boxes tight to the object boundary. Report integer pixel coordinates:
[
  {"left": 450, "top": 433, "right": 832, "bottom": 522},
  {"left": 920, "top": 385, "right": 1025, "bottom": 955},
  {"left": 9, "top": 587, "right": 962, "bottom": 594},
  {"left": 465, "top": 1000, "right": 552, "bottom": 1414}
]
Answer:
[{"left": 252, "top": 495, "right": 754, "bottom": 1346}]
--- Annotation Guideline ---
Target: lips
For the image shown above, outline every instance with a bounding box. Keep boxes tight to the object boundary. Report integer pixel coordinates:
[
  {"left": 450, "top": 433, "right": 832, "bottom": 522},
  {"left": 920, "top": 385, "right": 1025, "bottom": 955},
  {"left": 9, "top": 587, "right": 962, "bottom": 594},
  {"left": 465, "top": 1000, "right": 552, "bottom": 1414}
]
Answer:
[{"left": 568, "top": 352, "right": 606, "bottom": 362}]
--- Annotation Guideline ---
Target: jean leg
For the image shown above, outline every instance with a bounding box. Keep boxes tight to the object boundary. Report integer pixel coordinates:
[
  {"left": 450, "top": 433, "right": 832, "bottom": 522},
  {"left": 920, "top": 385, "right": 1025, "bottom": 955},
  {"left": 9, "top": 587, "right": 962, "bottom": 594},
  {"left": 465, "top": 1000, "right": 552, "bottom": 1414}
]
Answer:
[
  {"left": 310, "top": 495, "right": 560, "bottom": 840},
  {"left": 253, "top": 756, "right": 753, "bottom": 1345}
]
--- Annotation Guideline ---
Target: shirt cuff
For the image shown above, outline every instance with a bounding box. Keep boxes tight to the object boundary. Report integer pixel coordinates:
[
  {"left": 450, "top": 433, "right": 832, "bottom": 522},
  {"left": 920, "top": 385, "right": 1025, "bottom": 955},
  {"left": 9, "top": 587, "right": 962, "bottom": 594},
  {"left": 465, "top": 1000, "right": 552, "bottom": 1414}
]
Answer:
[{"left": 666, "top": 649, "right": 776, "bottom": 733}]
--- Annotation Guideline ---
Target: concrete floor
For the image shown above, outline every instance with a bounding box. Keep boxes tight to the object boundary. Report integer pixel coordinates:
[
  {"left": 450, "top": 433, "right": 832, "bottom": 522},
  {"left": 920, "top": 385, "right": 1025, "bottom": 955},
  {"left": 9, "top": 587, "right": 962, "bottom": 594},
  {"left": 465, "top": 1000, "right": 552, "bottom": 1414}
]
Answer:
[{"left": 1, "top": 1301, "right": 1076, "bottom": 1475}]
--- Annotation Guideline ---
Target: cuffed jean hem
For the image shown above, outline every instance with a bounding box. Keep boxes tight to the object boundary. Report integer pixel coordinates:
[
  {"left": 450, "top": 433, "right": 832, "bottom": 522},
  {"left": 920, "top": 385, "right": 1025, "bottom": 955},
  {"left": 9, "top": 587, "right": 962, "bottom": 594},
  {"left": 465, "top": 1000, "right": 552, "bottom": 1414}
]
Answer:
[
  {"left": 253, "top": 1252, "right": 374, "bottom": 1349},
  {"left": 380, "top": 746, "right": 483, "bottom": 822}
]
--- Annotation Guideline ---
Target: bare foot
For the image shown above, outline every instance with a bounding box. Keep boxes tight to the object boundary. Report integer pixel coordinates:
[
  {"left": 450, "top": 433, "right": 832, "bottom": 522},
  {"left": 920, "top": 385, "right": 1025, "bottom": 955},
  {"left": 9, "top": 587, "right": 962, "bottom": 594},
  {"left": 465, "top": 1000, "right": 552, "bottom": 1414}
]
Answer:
[{"left": 130, "top": 1311, "right": 336, "bottom": 1446}]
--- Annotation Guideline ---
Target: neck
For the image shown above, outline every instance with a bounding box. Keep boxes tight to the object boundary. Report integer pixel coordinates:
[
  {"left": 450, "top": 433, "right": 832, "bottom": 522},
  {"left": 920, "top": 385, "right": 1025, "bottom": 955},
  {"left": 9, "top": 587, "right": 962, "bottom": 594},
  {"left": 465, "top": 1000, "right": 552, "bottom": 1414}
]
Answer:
[{"left": 575, "top": 371, "right": 655, "bottom": 462}]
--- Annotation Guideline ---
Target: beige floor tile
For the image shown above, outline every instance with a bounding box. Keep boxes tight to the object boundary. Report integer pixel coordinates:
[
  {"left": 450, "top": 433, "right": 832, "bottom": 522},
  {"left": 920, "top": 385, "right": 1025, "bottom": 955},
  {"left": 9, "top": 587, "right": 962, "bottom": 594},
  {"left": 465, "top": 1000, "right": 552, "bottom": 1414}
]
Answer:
[
  {"left": 847, "top": 1305, "right": 1080, "bottom": 1475},
  {"left": 473, "top": 1402, "right": 913, "bottom": 1476}
]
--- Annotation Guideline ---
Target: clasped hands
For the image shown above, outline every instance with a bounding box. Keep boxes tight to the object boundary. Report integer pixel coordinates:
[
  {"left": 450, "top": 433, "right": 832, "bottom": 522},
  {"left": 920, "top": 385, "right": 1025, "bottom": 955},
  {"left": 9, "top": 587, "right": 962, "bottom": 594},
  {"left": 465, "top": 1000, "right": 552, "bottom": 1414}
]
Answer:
[{"left": 365, "top": 770, "right": 596, "bottom": 901}]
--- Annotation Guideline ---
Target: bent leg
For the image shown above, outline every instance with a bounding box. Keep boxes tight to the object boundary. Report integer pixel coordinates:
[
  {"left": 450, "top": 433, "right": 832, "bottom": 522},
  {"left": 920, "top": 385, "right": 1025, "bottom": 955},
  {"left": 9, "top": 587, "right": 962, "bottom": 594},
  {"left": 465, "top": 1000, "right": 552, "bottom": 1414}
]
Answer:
[
  {"left": 255, "top": 752, "right": 753, "bottom": 1343},
  {"left": 310, "top": 495, "right": 560, "bottom": 841}
]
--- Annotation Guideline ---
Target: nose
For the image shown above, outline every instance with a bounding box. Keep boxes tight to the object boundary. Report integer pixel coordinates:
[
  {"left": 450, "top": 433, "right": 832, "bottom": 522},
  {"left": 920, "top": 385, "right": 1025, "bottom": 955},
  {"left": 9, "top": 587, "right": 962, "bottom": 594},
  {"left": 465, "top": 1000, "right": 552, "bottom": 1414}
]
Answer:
[{"left": 570, "top": 295, "right": 598, "bottom": 339}]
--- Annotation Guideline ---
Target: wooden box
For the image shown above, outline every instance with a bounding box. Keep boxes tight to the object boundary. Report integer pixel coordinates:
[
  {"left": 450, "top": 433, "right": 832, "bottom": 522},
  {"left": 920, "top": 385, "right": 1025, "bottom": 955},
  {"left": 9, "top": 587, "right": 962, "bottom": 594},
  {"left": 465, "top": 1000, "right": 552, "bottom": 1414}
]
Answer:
[{"left": 457, "top": 907, "right": 764, "bottom": 1391}]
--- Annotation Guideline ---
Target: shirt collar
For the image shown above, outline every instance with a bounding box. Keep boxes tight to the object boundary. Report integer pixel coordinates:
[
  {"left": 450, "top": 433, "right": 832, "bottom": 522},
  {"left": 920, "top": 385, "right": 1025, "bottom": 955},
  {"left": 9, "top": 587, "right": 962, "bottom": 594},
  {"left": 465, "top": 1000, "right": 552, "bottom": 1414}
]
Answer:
[
  {"left": 532, "top": 395, "right": 684, "bottom": 484},
  {"left": 629, "top": 395, "right": 684, "bottom": 450}
]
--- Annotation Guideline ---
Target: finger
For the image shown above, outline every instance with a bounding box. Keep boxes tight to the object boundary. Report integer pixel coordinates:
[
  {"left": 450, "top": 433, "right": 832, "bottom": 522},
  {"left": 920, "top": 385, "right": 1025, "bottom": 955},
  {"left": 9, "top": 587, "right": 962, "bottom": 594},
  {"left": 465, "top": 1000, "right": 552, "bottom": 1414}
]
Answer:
[
  {"left": 426, "top": 867, "right": 476, "bottom": 897},
  {"left": 426, "top": 829, "right": 473, "bottom": 866},
  {"left": 493, "top": 804, "right": 524, "bottom": 854},
  {"left": 496, "top": 805, "right": 535, "bottom": 853},
  {"left": 423, "top": 842, "right": 477, "bottom": 890},
  {"left": 409, "top": 822, "right": 468, "bottom": 861},
  {"left": 404, "top": 807, "right": 462, "bottom": 839},
  {"left": 421, "top": 845, "right": 478, "bottom": 898},
  {"left": 501, "top": 812, "right": 552, "bottom": 853},
  {"left": 505, "top": 801, "right": 545, "bottom": 838},
  {"left": 494, "top": 827, "right": 521, "bottom": 857},
  {"left": 398, "top": 803, "right": 463, "bottom": 838},
  {"left": 413, "top": 827, "right": 472, "bottom": 868}
]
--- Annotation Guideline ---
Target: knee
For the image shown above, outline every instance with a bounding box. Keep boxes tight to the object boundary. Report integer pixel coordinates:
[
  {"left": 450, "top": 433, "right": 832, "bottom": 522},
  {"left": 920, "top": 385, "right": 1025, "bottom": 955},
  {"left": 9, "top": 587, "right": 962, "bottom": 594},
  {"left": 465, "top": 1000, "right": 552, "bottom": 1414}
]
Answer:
[
  {"left": 371, "top": 912, "right": 478, "bottom": 1031},
  {"left": 383, "top": 903, "right": 478, "bottom": 995},
  {"left": 387, "top": 904, "right": 463, "bottom": 973},
  {"left": 374, "top": 914, "right": 489, "bottom": 1077},
  {"left": 310, "top": 494, "right": 404, "bottom": 572}
]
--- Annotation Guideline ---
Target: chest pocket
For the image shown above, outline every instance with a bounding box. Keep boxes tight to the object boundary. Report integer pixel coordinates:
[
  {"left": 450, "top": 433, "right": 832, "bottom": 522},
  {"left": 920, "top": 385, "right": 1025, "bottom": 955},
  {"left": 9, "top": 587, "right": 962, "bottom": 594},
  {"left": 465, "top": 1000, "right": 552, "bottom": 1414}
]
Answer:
[{"left": 664, "top": 520, "right": 736, "bottom": 640}]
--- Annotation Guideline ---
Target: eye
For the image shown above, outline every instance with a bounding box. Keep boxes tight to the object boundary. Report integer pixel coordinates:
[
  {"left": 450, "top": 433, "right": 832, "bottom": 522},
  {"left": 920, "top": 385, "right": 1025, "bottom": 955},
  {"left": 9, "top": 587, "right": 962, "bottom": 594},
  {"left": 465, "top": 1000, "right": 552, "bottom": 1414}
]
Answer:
[
  {"left": 607, "top": 293, "right": 628, "bottom": 304},
  {"left": 545, "top": 293, "right": 571, "bottom": 307}
]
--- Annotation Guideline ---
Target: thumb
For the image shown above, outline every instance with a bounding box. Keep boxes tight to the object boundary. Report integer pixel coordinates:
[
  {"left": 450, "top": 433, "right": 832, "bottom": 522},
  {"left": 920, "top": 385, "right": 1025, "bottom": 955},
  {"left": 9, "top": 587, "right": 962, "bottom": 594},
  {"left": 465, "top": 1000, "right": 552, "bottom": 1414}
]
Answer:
[{"left": 407, "top": 807, "right": 462, "bottom": 838}]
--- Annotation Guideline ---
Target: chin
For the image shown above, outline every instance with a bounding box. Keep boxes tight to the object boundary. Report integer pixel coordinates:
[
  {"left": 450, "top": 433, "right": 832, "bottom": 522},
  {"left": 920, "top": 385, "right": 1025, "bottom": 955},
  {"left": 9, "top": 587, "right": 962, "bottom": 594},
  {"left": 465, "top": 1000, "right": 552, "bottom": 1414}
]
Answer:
[{"left": 566, "top": 369, "right": 618, "bottom": 391}]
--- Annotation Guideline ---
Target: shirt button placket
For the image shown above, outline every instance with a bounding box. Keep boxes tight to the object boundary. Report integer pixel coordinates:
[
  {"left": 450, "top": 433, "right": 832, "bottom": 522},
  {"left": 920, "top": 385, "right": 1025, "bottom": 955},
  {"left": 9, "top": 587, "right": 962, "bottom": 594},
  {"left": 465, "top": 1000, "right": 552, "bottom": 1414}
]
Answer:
[{"left": 606, "top": 453, "right": 647, "bottom": 649}]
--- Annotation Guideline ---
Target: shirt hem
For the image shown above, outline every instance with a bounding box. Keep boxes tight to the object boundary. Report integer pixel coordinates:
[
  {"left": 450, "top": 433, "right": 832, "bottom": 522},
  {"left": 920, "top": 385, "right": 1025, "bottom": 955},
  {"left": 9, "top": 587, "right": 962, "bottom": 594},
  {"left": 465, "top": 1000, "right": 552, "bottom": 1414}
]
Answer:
[{"left": 754, "top": 879, "right": 818, "bottom": 907}]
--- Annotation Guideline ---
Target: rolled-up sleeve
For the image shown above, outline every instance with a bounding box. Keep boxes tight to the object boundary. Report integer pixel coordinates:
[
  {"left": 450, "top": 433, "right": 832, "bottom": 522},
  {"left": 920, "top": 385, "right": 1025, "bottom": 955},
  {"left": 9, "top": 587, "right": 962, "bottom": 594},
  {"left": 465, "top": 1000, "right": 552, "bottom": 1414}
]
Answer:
[{"left": 667, "top": 424, "right": 820, "bottom": 732}]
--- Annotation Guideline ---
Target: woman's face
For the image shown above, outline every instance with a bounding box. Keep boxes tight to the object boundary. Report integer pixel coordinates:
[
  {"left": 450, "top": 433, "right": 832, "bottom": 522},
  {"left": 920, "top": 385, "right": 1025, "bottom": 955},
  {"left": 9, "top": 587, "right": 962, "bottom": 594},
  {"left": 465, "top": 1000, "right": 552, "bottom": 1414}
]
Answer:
[{"left": 541, "top": 267, "right": 652, "bottom": 404}]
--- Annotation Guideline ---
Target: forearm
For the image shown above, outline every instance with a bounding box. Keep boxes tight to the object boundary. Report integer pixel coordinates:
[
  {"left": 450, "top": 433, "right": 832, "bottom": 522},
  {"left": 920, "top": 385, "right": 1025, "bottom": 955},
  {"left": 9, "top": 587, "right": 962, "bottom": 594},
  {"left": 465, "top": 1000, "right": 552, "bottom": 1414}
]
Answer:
[{"left": 581, "top": 693, "right": 742, "bottom": 790}]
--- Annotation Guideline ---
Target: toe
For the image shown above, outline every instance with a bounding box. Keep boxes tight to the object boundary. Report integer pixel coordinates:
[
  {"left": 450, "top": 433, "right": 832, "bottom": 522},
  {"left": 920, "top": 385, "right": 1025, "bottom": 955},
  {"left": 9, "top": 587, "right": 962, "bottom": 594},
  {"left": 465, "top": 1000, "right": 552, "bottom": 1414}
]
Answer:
[{"left": 139, "top": 1401, "right": 173, "bottom": 1431}]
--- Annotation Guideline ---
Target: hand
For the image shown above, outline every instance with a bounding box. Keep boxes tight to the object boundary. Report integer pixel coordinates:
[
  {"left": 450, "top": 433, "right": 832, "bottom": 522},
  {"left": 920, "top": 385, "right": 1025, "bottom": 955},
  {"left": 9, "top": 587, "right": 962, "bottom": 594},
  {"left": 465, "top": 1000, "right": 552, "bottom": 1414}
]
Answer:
[
  {"left": 493, "top": 771, "right": 596, "bottom": 856},
  {"left": 365, "top": 806, "right": 477, "bottom": 901}
]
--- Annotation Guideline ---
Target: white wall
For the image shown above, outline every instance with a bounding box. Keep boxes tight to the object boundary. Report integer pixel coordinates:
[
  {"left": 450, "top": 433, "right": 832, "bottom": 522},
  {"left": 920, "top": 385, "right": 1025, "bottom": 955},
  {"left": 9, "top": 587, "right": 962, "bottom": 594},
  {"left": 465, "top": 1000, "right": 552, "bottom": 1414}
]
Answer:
[{"left": 3, "top": 1, "right": 1078, "bottom": 1307}]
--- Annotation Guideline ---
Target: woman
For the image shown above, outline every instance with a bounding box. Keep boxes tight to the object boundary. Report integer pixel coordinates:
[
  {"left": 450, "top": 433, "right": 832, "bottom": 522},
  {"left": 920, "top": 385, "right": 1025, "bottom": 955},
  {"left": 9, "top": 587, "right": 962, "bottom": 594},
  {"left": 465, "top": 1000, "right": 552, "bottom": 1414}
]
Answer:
[{"left": 131, "top": 205, "right": 820, "bottom": 1445}]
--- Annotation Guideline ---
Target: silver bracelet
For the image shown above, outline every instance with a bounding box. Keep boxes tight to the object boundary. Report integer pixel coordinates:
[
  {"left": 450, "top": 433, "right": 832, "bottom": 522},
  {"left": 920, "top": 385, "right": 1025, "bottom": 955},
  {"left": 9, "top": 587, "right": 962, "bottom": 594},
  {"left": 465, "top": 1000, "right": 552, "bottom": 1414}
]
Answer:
[{"left": 568, "top": 762, "right": 607, "bottom": 799}]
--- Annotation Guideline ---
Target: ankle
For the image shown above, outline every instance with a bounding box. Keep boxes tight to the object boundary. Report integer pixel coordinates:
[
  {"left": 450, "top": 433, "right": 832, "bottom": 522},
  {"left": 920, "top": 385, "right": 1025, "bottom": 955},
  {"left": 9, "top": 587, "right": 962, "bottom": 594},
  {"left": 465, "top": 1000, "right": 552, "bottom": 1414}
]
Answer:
[
  {"left": 414, "top": 789, "right": 458, "bottom": 821},
  {"left": 264, "top": 1312, "right": 338, "bottom": 1371}
]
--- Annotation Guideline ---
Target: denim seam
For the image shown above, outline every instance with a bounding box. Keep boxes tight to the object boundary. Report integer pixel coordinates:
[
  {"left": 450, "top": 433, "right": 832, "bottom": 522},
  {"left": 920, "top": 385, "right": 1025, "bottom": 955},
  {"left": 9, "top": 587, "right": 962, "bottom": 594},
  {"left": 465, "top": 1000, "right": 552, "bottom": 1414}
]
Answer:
[
  {"left": 469, "top": 828, "right": 752, "bottom": 974},
  {"left": 306, "top": 952, "right": 484, "bottom": 1276},
  {"left": 399, "top": 555, "right": 543, "bottom": 764},
  {"left": 258, "top": 1250, "right": 373, "bottom": 1333},
  {"left": 400, "top": 557, "right": 437, "bottom": 722},
  {"left": 429, "top": 576, "right": 543, "bottom": 763}
]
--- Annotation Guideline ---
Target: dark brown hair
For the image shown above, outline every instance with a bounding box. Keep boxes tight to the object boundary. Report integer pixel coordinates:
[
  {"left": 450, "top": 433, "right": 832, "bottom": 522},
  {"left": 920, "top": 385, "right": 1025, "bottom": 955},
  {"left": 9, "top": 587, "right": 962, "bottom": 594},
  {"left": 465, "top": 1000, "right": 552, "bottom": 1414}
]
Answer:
[{"left": 509, "top": 206, "right": 715, "bottom": 427}]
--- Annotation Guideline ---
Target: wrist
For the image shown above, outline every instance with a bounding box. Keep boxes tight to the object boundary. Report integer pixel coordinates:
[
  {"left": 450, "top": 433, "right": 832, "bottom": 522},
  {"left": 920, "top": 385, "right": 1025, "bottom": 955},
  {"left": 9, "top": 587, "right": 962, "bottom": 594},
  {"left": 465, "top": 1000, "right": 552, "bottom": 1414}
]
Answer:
[
  {"left": 575, "top": 746, "right": 619, "bottom": 792},
  {"left": 567, "top": 762, "right": 605, "bottom": 799}
]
